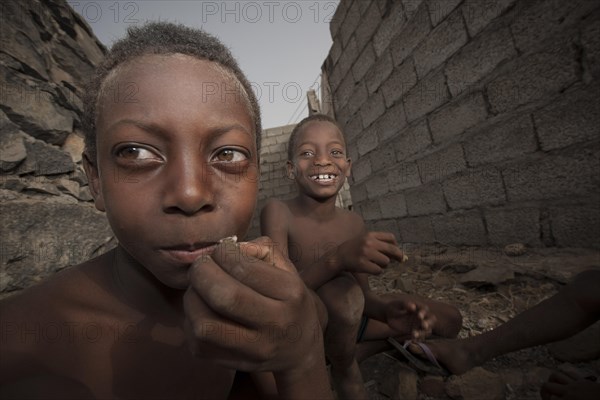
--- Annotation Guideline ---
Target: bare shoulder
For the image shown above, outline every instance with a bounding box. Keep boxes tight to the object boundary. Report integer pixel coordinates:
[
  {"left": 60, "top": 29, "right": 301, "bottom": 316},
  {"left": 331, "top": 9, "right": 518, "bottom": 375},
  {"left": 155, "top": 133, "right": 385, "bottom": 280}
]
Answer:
[
  {"left": 336, "top": 208, "right": 365, "bottom": 231},
  {"left": 261, "top": 198, "right": 292, "bottom": 216},
  {"left": 0, "top": 252, "right": 117, "bottom": 348},
  {"left": 260, "top": 198, "right": 293, "bottom": 232}
]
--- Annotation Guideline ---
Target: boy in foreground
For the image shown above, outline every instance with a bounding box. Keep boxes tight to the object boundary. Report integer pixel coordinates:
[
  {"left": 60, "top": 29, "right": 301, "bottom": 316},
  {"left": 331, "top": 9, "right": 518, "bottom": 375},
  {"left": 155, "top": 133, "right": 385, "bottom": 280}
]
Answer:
[
  {"left": 260, "top": 114, "right": 462, "bottom": 399},
  {"left": 0, "top": 22, "right": 331, "bottom": 399}
]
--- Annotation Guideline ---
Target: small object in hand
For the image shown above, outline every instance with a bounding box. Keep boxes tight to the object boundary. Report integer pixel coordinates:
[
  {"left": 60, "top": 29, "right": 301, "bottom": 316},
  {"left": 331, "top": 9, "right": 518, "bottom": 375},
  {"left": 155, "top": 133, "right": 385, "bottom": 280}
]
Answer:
[
  {"left": 219, "top": 235, "right": 238, "bottom": 245},
  {"left": 401, "top": 254, "right": 409, "bottom": 263}
]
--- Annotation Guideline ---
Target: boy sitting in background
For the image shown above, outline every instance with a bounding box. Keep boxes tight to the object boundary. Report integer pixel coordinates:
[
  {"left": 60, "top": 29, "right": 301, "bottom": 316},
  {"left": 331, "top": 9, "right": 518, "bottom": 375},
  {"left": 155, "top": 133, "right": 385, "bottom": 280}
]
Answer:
[{"left": 261, "top": 114, "right": 462, "bottom": 399}]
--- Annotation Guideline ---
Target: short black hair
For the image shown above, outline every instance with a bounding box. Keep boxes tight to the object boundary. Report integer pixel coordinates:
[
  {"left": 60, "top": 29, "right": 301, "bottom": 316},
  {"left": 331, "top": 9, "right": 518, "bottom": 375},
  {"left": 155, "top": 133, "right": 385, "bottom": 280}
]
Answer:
[
  {"left": 287, "top": 114, "right": 344, "bottom": 161},
  {"left": 82, "top": 21, "right": 261, "bottom": 159}
]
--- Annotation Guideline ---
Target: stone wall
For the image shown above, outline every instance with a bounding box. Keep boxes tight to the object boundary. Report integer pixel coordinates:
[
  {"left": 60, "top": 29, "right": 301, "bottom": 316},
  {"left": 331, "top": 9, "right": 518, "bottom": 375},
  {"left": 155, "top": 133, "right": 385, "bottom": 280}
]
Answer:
[
  {"left": 0, "top": 0, "right": 114, "bottom": 296},
  {"left": 323, "top": 0, "right": 600, "bottom": 248}
]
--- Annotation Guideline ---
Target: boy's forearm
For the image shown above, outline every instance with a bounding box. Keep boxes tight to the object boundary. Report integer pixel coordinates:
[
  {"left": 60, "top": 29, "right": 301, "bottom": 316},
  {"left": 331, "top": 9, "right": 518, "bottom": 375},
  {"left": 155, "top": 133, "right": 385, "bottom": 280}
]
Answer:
[{"left": 298, "top": 249, "right": 341, "bottom": 290}]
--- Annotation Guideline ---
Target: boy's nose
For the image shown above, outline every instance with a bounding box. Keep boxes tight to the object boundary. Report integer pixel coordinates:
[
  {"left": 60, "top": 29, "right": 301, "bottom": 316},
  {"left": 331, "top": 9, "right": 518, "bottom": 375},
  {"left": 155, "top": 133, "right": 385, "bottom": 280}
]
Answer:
[
  {"left": 162, "top": 158, "right": 215, "bottom": 215},
  {"left": 313, "top": 154, "right": 332, "bottom": 166}
]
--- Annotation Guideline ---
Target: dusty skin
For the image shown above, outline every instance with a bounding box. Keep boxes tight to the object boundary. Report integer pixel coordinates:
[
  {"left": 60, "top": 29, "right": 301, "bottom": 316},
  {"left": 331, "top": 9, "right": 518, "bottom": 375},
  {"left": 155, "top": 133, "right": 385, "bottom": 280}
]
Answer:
[{"left": 0, "top": 52, "right": 332, "bottom": 399}]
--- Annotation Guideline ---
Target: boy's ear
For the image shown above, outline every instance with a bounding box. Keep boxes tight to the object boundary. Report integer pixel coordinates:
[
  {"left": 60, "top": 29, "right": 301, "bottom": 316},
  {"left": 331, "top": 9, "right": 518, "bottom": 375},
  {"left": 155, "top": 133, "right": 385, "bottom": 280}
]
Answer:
[
  {"left": 286, "top": 160, "right": 296, "bottom": 180},
  {"left": 82, "top": 153, "right": 105, "bottom": 212}
]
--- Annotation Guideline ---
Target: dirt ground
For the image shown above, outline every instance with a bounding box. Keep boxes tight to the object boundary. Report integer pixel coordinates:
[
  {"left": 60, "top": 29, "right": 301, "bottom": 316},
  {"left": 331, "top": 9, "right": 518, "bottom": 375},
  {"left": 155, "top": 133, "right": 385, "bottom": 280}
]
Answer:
[{"left": 358, "top": 245, "right": 600, "bottom": 400}]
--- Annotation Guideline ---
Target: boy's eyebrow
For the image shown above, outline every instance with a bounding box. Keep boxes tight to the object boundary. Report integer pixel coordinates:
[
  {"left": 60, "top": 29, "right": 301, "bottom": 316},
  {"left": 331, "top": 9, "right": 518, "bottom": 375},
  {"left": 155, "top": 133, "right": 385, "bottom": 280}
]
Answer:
[
  {"left": 297, "top": 140, "right": 345, "bottom": 147},
  {"left": 105, "top": 119, "right": 252, "bottom": 138}
]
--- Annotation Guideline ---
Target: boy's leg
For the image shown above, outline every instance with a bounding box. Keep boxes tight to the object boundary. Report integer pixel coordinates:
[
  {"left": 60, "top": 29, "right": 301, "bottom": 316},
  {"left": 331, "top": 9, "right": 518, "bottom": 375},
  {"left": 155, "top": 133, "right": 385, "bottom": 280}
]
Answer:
[
  {"left": 407, "top": 269, "right": 600, "bottom": 375},
  {"left": 317, "top": 273, "right": 368, "bottom": 399}
]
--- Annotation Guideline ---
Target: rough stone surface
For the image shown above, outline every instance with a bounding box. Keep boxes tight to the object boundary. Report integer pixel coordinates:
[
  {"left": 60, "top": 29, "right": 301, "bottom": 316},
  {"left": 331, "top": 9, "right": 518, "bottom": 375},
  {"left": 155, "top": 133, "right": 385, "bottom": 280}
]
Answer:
[{"left": 446, "top": 367, "right": 505, "bottom": 400}]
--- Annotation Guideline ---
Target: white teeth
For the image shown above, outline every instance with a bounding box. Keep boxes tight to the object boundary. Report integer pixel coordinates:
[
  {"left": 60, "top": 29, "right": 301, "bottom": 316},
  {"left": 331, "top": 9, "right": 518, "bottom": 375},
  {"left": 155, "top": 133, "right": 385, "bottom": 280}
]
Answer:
[{"left": 312, "top": 174, "right": 335, "bottom": 180}]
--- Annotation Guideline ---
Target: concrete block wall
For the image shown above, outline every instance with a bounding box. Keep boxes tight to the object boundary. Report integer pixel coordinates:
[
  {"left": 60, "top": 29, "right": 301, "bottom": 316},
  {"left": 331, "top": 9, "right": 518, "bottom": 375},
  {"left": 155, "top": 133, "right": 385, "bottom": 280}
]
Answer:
[
  {"left": 323, "top": 0, "right": 600, "bottom": 248},
  {"left": 247, "top": 124, "right": 297, "bottom": 239}
]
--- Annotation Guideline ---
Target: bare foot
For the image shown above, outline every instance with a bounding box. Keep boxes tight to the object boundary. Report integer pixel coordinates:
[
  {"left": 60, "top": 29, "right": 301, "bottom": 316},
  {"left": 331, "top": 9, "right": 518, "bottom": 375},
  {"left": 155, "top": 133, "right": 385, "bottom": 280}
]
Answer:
[
  {"left": 541, "top": 369, "right": 600, "bottom": 400},
  {"left": 405, "top": 339, "right": 481, "bottom": 375}
]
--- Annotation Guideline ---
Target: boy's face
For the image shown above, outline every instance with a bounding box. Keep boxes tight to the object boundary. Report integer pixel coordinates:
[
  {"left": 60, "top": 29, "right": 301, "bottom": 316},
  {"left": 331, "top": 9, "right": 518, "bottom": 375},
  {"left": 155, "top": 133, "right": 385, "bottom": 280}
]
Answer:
[
  {"left": 85, "top": 54, "right": 258, "bottom": 289},
  {"left": 287, "top": 121, "right": 351, "bottom": 200}
]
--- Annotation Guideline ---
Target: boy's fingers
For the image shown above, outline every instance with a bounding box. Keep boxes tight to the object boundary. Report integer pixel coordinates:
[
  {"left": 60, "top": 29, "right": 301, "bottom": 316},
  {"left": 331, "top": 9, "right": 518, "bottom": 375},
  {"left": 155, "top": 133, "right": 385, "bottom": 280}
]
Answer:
[
  {"left": 189, "top": 256, "right": 287, "bottom": 326},
  {"left": 549, "top": 371, "right": 575, "bottom": 385},
  {"left": 372, "top": 231, "right": 398, "bottom": 245},
  {"left": 238, "top": 237, "right": 296, "bottom": 274},
  {"left": 541, "top": 381, "right": 568, "bottom": 397}
]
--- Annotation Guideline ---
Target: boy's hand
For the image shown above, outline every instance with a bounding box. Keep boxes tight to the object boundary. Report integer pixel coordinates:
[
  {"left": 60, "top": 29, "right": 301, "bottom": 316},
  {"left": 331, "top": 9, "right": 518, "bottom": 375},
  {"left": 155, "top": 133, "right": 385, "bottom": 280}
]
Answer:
[
  {"left": 337, "top": 231, "right": 406, "bottom": 275},
  {"left": 183, "top": 236, "right": 325, "bottom": 374},
  {"left": 384, "top": 296, "right": 435, "bottom": 340}
]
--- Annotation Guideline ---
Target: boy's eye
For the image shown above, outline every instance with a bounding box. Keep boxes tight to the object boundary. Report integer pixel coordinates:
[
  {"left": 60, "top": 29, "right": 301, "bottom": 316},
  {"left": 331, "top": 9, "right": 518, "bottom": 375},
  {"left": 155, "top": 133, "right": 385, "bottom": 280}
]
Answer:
[
  {"left": 213, "top": 148, "right": 248, "bottom": 162},
  {"left": 331, "top": 150, "right": 344, "bottom": 157},
  {"left": 116, "top": 146, "right": 160, "bottom": 160},
  {"left": 299, "top": 150, "right": 314, "bottom": 157}
]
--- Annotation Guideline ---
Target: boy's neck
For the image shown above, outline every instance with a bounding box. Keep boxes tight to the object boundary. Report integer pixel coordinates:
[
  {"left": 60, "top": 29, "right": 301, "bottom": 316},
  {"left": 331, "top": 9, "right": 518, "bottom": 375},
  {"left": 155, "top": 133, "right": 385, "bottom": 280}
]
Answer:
[
  {"left": 113, "top": 245, "right": 184, "bottom": 317},
  {"left": 294, "top": 193, "right": 338, "bottom": 220}
]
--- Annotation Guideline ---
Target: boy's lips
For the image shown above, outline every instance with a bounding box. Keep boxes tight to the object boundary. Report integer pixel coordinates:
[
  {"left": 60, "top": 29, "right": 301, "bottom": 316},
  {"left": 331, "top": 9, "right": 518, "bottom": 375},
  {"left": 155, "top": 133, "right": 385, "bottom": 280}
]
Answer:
[
  {"left": 309, "top": 173, "right": 338, "bottom": 185},
  {"left": 159, "top": 242, "right": 218, "bottom": 264}
]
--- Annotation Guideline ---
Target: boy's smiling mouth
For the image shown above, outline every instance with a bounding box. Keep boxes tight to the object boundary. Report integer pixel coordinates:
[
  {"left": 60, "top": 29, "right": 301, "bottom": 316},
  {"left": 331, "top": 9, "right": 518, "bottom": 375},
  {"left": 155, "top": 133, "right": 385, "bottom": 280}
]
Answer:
[{"left": 310, "top": 173, "right": 337, "bottom": 182}]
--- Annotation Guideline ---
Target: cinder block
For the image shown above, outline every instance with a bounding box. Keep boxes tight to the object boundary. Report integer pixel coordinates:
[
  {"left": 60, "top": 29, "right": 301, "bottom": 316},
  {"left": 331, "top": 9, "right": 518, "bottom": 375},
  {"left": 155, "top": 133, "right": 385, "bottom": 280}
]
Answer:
[
  {"left": 374, "top": 101, "right": 407, "bottom": 142},
  {"left": 403, "top": 69, "right": 449, "bottom": 122},
  {"left": 387, "top": 162, "right": 422, "bottom": 191},
  {"left": 503, "top": 146, "right": 600, "bottom": 203},
  {"left": 352, "top": 156, "right": 372, "bottom": 183},
  {"left": 345, "top": 80, "right": 368, "bottom": 117},
  {"left": 486, "top": 36, "right": 578, "bottom": 114},
  {"left": 373, "top": 1, "right": 405, "bottom": 56},
  {"left": 445, "top": 26, "right": 517, "bottom": 97},
  {"left": 485, "top": 207, "right": 541, "bottom": 246},
  {"left": 390, "top": 4, "right": 432, "bottom": 67},
  {"left": 405, "top": 183, "right": 447, "bottom": 216},
  {"left": 393, "top": 119, "right": 432, "bottom": 162},
  {"left": 350, "top": 182, "right": 368, "bottom": 203},
  {"left": 366, "top": 50, "right": 394, "bottom": 94},
  {"left": 356, "top": 0, "right": 372, "bottom": 14},
  {"left": 413, "top": 10, "right": 468, "bottom": 78},
  {"left": 382, "top": 59, "right": 418, "bottom": 108},
  {"left": 357, "top": 126, "right": 379, "bottom": 156},
  {"left": 354, "top": 2, "right": 382, "bottom": 52},
  {"left": 360, "top": 91, "right": 386, "bottom": 128},
  {"left": 443, "top": 167, "right": 506, "bottom": 210},
  {"left": 336, "top": 36, "right": 359, "bottom": 84},
  {"left": 379, "top": 192, "right": 408, "bottom": 218},
  {"left": 551, "top": 206, "right": 600, "bottom": 248},
  {"left": 335, "top": 71, "right": 357, "bottom": 111},
  {"left": 329, "top": 38, "right": 343, "bottom": 66},
  {"left": 582, "top": 10, "right": 600, "bottom": 78},
  {"left": 344, "top": 113, "right": 364, "bottom": 144},
  {"left": 429, "top": 91, "right": 488, "bottom": 144},
  {"left": 366, "top": 173, "right": 390, "bottom": 198},
  {"left": 340, "top": 0, "right": 362, "bottom": 48},
  {"left": 417, "top": 144, "right": 467, "bottom": 183},
  {"left": 461, "top": 0, "right": 517, "bottom": 37},
  {"left": 427, "top": 0, "right": 463, "bottom": 27},
  {"left": 366, "top": 218, "right": 401, "bottom": 240},
  {"left": 432, "top": 209, "right": 487, "bottom": 245},
  {"left": 403, "top": 0, "right": 426, "bottom": 20},
  {"left": 330, "top": 0, "right": 349, "bottom": 39},
  {"left": 534, "top": 81, "right": 600, "bottom": 151},
  {"left": 510, "top": 0, "right": 598, "bottom": 53},
  {"left": 358, "top": 198, "right": 382, "bottom": 221},
  {"left": 352, "top": 44, "right": 377, "bottom": 83},
  {"left": 398, "top": 215, "right": 436, "bottom": 243},
  {"left": 464, "top": 113, "right": 537, "bottom": 166},
  {"left": 370, "top": 143, "right": 397, "bottom": 173}
]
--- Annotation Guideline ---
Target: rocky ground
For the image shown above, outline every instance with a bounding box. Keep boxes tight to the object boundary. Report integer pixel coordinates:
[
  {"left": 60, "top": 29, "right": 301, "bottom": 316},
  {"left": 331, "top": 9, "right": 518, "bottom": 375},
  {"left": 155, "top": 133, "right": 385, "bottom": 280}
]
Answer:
[{"left": 358, "top": 245, "right": 600, "bottom": 400}]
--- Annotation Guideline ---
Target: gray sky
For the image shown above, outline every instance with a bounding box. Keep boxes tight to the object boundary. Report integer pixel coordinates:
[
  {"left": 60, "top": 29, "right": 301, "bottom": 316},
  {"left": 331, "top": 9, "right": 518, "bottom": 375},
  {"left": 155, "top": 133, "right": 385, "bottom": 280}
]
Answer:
[{"left": 67, "top": 0, "right": 338, "bottom": 129}]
